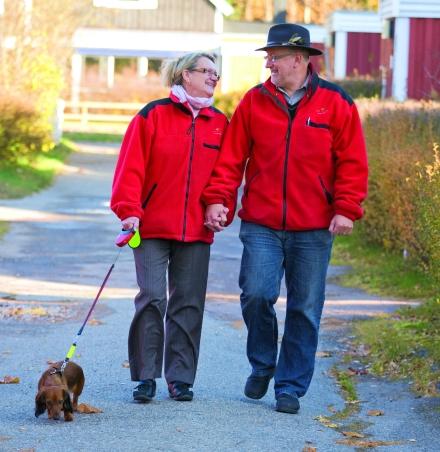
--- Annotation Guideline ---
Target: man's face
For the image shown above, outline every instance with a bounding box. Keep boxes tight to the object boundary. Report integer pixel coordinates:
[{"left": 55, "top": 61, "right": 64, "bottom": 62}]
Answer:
[{"left": 264, "top": 49, "right": 298, "bottom": 88}]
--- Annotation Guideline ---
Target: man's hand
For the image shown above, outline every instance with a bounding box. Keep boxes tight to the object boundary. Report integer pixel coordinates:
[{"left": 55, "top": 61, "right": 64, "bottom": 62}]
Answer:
[
  {"left": 121, "top": 216, "right": 140, "bottom": 231},
  {"left": 204, "top": 204, "right": 229, "bottom": 232},
  {"left": 329, "top": 214, "right": 353, "bottom": 235}
]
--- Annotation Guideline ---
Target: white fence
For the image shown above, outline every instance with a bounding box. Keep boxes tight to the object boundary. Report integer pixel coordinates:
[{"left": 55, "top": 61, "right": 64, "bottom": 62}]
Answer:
[{"left": 62, "top": 101, "right": 144, "bottom": 133}]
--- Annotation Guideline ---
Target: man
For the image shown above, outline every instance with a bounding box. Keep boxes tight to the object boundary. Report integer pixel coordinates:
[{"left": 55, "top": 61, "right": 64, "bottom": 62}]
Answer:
[{"left": 202, "top": 23, "right": 368, "bottom": 414}]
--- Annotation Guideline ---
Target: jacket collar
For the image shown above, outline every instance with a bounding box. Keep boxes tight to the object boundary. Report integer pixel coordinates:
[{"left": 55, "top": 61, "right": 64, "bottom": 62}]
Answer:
[
  {"left": 169, "top": 92, "right": 216, "bottom": 118},
  {"left": 262, "top": 62, "right": 319, "bottom": 100}
]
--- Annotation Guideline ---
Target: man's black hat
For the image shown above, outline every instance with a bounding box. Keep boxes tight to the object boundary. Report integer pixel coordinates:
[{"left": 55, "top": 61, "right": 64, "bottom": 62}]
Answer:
[{"left": 256, "top": 23, "right": 322, "bottom": 56}]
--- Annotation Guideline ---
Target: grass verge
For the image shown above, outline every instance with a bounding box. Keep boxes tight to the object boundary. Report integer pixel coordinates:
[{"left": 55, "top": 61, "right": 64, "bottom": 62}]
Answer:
[
  {"left": 331, "top": 231, "right": 439, "bottom": 396},
  {"left": 0, "top": 138, "right": 76, "bottom": 199},
  {"left": 62, "top": 131, "right": 123, "bottom": 143}
]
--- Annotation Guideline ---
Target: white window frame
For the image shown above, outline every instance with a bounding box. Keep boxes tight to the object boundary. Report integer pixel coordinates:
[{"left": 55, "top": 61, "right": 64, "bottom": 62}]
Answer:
[{"left": 93, "top": 0, "right": 158, "bottom": 10}]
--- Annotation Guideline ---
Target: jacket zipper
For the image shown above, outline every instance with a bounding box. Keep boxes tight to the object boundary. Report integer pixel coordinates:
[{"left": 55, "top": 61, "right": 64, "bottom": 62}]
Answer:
[
  {"left": 142, "top": 183, "right": 157, "bottom": 208},
  {"left": 282, "top": 116, "right": 293, "bottom": 229},
  {"left": 182, "top": 117, "right": 196, "bottom": 240},
  {"left": 318, "top": 176, "right": 333, "bottom": 204}
]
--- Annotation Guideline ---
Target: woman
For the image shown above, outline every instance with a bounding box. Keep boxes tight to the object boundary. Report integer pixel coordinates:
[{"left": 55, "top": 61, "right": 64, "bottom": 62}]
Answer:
[{"left": 110, "top": 52, "right": 228, "bottom": 403}]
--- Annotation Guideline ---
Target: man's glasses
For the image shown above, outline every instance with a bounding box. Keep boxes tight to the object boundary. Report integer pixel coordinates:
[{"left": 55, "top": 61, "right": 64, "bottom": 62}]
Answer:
[
  {"left": 191, "top": 68, "right": 220, "bottom": 81},
  {"left": 264, "top": 53, "right": 295, "bottom": 63}
]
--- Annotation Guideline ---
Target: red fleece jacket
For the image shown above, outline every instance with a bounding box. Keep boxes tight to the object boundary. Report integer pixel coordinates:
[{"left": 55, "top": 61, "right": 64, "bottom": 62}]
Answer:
[
  {"left": 202, "top": 68, "right": 368, "bottom": 231},
  {"left": 111, "top": 93, "right": 228, "bottom": 244}
]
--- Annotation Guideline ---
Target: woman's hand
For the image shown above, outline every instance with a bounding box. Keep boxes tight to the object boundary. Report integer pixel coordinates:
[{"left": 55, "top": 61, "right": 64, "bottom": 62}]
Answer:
[
  {"left": 121, "top": 216, "right": 140, "bottom": 231},
  {"left": 204, "top": 204, "right": 229, "bottom": 232}
]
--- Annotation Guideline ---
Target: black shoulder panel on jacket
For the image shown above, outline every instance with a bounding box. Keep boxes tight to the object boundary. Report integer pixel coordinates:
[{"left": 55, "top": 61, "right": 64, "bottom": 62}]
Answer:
[
  {"left": 209, "top": 105, "right": 226, "bottom": 116},
  {"left": 318, "top": 79, "right": 354, "bottom": 106},
  {"left": 138, "top": 98, "right": 172, "bottom": 118}
]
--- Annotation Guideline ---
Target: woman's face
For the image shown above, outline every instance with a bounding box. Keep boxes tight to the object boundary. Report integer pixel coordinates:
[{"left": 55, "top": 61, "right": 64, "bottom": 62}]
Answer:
[{"left": 183, "top": 56, "right": 219, "bottom": 98}]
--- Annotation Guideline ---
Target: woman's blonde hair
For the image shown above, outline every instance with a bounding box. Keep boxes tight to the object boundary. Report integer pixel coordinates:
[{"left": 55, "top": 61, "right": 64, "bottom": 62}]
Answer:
[{"left": 161, "top": 52, "right": 217, "bottom": 87}]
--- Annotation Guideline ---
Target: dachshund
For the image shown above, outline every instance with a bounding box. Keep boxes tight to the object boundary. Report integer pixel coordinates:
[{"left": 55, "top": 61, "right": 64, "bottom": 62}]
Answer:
[{"left": 35, "top": 361, "right": 84, "bottom": 421}]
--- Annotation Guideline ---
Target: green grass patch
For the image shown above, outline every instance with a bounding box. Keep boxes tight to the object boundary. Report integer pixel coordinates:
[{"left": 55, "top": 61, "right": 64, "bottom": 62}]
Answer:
[
  {"left": 331, "top": 231, "right": 438, "bottom": 300},
  {"left": 331, "top": 230, "right": 439, "bottom": 396},
  {"left": 332, "top": 366, "right": 358, "bottom": 402},
  {"left": 62, "top": 131, "right": 123, "bottom": 143},
  {"left": 0, "top": 221, "right": 9, "bottom": 239},
  {"left": 0, "top": 139, "right": 76, "bottom": 199},
  {"left": 353, "top": 297, "right": 439, "bottom": 396}
]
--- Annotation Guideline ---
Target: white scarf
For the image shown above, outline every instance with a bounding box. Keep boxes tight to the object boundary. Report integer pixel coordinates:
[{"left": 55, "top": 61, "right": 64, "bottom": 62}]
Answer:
[{"left": 171, "top": 84, "right": 213, "bottom": 116}]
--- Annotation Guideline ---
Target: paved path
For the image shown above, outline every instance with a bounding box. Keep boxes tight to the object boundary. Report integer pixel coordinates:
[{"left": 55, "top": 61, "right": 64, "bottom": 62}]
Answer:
[{"left": 0, "top": 143, "right": 438, "bottom": 451}]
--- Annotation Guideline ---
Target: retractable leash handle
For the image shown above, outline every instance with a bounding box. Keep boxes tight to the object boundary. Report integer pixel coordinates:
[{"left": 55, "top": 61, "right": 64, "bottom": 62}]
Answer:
[
  {"left": 60, "top": 228, "right": 141, "bottom": 373},
  {"left": 115, "top": 227, "right": 141, "bottom": 249}
]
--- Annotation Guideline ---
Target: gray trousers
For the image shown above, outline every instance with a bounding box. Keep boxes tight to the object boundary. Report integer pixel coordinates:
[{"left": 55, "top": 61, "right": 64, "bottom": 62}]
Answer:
[{"left": 128, "top": 239, "right": 210, "bottom": 385}]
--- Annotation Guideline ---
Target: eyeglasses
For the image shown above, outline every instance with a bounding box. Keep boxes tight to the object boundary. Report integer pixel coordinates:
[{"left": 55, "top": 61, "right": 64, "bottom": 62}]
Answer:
[
  {"left": 264, "top": 53, "right": 295, "bottom": 63},
  {"left": 190, "top": 67, "right": 220, "bottom": 81}
]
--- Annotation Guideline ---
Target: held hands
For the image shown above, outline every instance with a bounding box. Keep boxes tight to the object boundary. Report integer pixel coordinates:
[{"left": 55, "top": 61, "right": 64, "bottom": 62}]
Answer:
[
  {"left": 204, "top": 204, "right": 229, "bottom": 232},
  {"left": 121, "top": 216, "right": 140, "bottom": 231},
  {"left": 329, "top": 214, "right": 353, "bottom": 236}
]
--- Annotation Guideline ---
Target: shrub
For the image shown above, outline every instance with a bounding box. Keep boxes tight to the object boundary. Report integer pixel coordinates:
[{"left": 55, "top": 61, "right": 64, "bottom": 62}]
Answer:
[
  {"left": 337, "top": 77, "right": 381, "bottom": 99},
  {"left": 0, "top": 93, "right": 52, "bottom": 165},
  {"left": 358, "top": 100, "right": 440, "bottom": 282},
  {"left": 214, "top": 91, "right": 245, "bottom": 119}
]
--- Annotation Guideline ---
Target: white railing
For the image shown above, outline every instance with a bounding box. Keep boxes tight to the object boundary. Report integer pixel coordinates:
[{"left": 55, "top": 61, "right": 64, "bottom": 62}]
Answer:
[{"left": 63, "top": 101, "right": 145, "bottom": 130}]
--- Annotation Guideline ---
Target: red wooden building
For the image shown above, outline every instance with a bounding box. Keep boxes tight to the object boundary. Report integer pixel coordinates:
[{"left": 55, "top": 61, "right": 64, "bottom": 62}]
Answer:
[
  {"left": 380, "top": 0, "right": 440, "bottom": 100},
  {"left": 327, "top": 10, "right": 382, "bottom": 79}
]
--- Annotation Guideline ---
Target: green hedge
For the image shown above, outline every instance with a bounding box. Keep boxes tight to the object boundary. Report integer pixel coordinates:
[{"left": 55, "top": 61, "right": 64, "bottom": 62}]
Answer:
[
  {"left": 336, "top": 78, "right": 381, "bottom": 99},
  {"left": 358, "top": 100, "right": 440, "bottom": 282},
  {"left": 0, "top": 93, "right": 52, "bottom": 165}
]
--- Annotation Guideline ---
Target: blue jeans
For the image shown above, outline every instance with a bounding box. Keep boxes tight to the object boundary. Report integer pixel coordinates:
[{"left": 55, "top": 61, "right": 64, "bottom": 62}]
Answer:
[{"left": 239, "top": 221, "right": 333, "bottom": 398}]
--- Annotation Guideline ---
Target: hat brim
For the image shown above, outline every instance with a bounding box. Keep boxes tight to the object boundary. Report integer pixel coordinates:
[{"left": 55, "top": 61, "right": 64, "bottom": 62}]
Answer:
[{"left": 255, "top": 43, "right": 322, "bottom": 56}]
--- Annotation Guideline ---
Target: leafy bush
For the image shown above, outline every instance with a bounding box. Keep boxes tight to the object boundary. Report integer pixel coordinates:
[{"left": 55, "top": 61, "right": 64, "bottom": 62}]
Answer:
[
  {"left": 336, "top": 77, "right": 381, "bottom": 99},
  {"left": 214, "top": 91, "right": 245, "bottom": 119},
  {"left": 358, "top": 100, "right": 440, "bottom": 282},
  {"left": 0, "top": 93, "right": 52, "bottom": 165}
]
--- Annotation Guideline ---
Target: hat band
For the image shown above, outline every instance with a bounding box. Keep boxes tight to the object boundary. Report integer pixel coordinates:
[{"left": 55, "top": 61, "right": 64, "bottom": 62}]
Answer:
[{"left": 266, "top": 41, "right": 310, "bottom": 47}]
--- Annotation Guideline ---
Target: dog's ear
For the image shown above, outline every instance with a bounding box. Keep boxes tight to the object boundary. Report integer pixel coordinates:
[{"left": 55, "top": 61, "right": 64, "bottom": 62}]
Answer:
[
  {"left": 35, "top": 391, "right": 46, "bottom": 417},
  {"left": 63, "top": 390, "right": 73, "bottom": 413}
]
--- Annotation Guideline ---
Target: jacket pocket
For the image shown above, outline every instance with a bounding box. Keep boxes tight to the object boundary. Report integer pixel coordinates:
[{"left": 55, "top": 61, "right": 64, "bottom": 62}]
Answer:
[
  {"left": 203, "top": 143, "right": 220, "bottom": 151},
  {"left": 306, "top": 118, "right": 330, "bottom": 129},
  {"left": 142, "top": 183, "right": 157, "bottom": 209},
  {"left": 318, "top": 176, "right": 333, "bottom": 204},
  {"left": 244, "top": 171, "right": 259, "bottom": 198}
]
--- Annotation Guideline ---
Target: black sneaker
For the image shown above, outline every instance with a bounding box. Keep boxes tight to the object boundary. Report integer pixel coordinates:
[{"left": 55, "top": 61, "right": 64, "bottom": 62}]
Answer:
[
  {"left": 133, "top": 379, "right": 156, "bottom": 403},
  {"left": 244, "top": 375, "right": 272, "bottom": 399},
  {"left": 168, "top": 381, "right": 193, "bottom": 401},
  {"left": 275, "top": 393, "right": 300, "bottom": 414}
]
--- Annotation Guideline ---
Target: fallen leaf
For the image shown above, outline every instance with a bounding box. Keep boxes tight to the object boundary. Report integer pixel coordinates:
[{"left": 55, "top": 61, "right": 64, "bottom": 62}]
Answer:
[
  {"left": 0, "top": 436, "right": 11, "bottom": 442},
  {"left": 348, "top": 366, "right": 369, "bottom": 375},
  {"left": 122, "top": 360, "right": 130, "bottom": 368},
  {"left": 336, "top": 439, "right": 404, "bottom": 447},
  {"left": 314, "top": 415, "right": 339, "bottom": 429},
  {"left": 316, "top": 351, "right": 333, "bottom": 358},
  {"left": 18, "top": 449, "right": 35, "bottom": 452},
  {"left": 88, "top": 318, "right": 103, "bottom": 326},
  {"left": 0, "top": 375, "right": 20, "bottom": 384},
  {"left": 76, "top": 403, "right": 102, "bottom": 414},
  {"left": 342, "top": 431, "right": 365, "bottom": 438},
  {"left": 367, "top": 409, "right": 384, "bottom": 416},
  {"left": 302, "top": 447, "right": 317, "bottom": 452}
]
